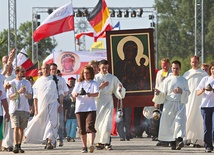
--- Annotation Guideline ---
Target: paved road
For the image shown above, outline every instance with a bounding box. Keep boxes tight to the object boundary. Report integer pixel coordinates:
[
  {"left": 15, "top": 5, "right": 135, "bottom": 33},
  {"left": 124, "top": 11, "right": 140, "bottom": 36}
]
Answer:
[{"left": 2, "top": 136, "right": 208, "bottom": 155}]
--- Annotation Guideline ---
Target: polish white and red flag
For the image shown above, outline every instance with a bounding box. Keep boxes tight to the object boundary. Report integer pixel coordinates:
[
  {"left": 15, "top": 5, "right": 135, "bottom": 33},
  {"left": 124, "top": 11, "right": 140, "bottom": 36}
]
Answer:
[
  {"left": 12, "top": 48, "right": 33, "bottom": 70},
  {"left": 33, "top": 2, "right": 74, "bottom": 42}
]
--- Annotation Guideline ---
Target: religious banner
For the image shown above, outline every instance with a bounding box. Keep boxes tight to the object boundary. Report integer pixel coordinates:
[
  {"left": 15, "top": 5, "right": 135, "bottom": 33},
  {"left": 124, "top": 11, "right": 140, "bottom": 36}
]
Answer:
[
  {"left": 106, "top": 29, "right": 156, "bottom": 107},
  {"left": 43, "top": 50, "right": 106, "bottom": 80}
]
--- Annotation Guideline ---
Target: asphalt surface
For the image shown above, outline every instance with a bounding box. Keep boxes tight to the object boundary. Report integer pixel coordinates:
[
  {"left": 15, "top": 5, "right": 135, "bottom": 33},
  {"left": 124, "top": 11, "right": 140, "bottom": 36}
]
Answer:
[{"left": 1, "top": 135, "right": 208, "bottom": 155}]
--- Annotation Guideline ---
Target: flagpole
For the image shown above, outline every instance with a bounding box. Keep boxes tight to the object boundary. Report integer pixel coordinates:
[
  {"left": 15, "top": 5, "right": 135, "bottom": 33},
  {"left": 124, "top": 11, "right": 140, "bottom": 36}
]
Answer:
[
  {"left": 52, "top": 49, "right": 55, "bottom": 63},
  {"left": 71, "top": 0, "right": 76, "bottom": 51},
  {"left": 73, "top": 31, "right": 77, "bottom": 51}
]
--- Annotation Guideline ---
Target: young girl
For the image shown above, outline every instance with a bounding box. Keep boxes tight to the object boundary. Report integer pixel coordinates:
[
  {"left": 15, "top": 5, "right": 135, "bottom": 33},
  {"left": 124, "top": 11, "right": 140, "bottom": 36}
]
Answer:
[{"left": 72, "top": 65, "right": 99, "bottom": 153}]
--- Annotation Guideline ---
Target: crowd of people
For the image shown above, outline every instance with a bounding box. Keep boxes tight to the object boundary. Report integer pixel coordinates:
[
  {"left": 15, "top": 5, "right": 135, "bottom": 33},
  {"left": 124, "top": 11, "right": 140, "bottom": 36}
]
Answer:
[
  {"left": 0, "top": 49, "right": 214, "bottom": 154},
  {"left": 153, "top": 56, "right": 214, "bottom": 153}
]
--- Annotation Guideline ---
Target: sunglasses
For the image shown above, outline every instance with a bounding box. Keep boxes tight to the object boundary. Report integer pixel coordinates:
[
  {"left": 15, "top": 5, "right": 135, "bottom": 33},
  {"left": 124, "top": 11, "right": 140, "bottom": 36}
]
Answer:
[{"left": 18, "top": 70, "right": 25, "bottom": 73}]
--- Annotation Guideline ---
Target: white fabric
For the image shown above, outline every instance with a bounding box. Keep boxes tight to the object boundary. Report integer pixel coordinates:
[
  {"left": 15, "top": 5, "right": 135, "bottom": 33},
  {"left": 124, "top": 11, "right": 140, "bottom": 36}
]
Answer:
[
  {"left": 50, "top": 75, "right": 68, "bottom": 96},
  {"left": 2, "top": 74, "right": 15, "bottom": 148},
  {"left": 24, "top": 76, "right": 59, "bottom": 143},
  {"left": 0, "top": 74, "right": 6, "bottom": 84},
  {"left": 38, "top": 3, "right": 74, "bottom": 26},
  {"left": 155, "top": 69, "right": 172, "bottom": 89},
  {"left": 156, "top": 75, "right": 190, "bottom": 141},
  {"left": 12, "top": 49, "right": 28, "bottom": 69},
  {"left": 57, "top": 76, "right": 69, "bottom": 95},
  {"left": 72, "top": 80, "right": 99, "bottom": 113},
  {"left": 196, "top": 76, "right": 214, "bottom": 107},
  {"left": 2, "top": 121, "right": 13, "bottom": 148},
  {"left": 4, "top": 74, "right": 16, "bottom": 84},
  {"left": 0, "top": 82, "right": 6, "bottom": 116},
  {"left": 94, "top": 72, "right": 126, "bottom": 144},
  {"left": 183, "top": 68, "right": 207, "bottom": 145},
  {"left": 153, "top": 69, "right": 172, "bottom": 104},
  {"left": 7, "top": 79, "right": 32, "bottom": 114}
]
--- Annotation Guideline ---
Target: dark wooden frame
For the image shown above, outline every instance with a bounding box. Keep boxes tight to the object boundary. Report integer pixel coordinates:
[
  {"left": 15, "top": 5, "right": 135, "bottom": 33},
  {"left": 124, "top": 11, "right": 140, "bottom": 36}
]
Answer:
[{"left": 106, "top": 28, "right": 155, "bottom": 107}]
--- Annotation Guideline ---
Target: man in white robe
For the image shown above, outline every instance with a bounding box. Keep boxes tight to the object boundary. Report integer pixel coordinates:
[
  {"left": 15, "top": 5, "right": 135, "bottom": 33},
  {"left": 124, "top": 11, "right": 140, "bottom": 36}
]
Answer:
[
  {"left": 154, "top": 58, "right": 171, "bottom": 145},
  {"left": 153, "top": 60, "right": 190, "bottom": 150},
  {"left": 183, "top": 56, "right": 208, "bottom": 147},
  {"left": 0, "top": 51, "right": 15, "bottom": 152},
  {"left": 24, "top": 64, "right": 63, "bottom": 150},
  {"left": 50, "top": 63, "right": 69, "bottom": 147},
  {"left": 2, "top": 65, "right": 15, "bottom": 151},
  {"left": 94, "top": 60, "right": 126, "bottom": 150}
]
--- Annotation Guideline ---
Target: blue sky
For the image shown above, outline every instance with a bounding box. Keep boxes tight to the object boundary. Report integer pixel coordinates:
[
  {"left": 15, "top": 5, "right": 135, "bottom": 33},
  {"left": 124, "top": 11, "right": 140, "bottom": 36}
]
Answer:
[{"left": 0, "top": 0, "right": 155, "bottom": 51}]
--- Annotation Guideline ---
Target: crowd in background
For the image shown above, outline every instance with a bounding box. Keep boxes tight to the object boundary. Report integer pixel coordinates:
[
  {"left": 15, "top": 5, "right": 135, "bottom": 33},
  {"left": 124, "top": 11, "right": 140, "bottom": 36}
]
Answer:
[{"left": 0, "top": 49, "right": 214, "bottom": 153}]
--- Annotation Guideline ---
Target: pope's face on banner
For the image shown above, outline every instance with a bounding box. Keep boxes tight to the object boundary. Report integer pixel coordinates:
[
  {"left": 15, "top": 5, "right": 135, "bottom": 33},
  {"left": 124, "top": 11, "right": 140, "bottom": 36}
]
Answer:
[{"left": 61, "top": 54, "right": 75, "bottom": 73}]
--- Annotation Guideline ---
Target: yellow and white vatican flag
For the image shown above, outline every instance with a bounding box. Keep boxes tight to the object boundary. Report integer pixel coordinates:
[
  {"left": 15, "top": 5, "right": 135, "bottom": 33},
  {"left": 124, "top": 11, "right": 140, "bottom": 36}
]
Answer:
[{"left": 90, "top": 41, "right": 104, "bottom": 51}]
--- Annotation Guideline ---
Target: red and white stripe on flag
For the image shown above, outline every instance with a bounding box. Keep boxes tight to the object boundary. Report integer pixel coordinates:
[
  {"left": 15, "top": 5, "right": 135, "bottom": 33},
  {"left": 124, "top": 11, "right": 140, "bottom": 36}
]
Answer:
[
  {"left": 33, "top": 3, "right": 74, "bottom": 42},
  {"left": 12, "top": 48, "right": 29, "bottom": 69},
  {"left": 75, "top": 31, "right": 94, "bottom": 40}
]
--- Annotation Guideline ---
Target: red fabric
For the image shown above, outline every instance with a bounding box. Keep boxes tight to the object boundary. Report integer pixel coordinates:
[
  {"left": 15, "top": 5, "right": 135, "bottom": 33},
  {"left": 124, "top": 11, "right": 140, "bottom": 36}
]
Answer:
[
  {"left": 88, "top": 0, "right": 108, "bottom": 29},
  {"left": 25, "top": 68, "right": 39, "bottom": 77},
  {"left": 21, "top": 58, "right": 33, "bottom": 70},
  {"left": 44, "top": 59, "right": 54, "bottom": 65},
  {"left": 75, "top": 31, "right": 94, "bottom": 40},
  {"left": 130, "top": 107, "right": 135, "bottom": 134},
  {"left": 25, "top": 62, "right": 38, "bottom": 77},
  {"left": 68, "top": 77, "right": 76, "bottom": 81},
  {"left": 33, "top": 15, "right": 74, "bottom": 42},
  {"left": 111, "top": 108, "right": 118, "bottom": 136},
  {"left": 94, "top": 24, "right": 112, "bottom": 42}
]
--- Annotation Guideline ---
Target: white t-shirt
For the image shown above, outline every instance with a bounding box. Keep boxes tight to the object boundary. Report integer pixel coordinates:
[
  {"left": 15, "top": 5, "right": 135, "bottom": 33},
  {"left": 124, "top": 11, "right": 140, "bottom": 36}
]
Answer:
[
  {"left": 8, "top": 79, "right": 32, "bottom": 114},
  {"left": 72, "top": 80, "right": 99, "bottom": 113},
  {"left": 196, "top": 76, "right": 214, "bottom": 107},
  {"left": 5, "top": 74, "right": 16, "bottom": 83}
]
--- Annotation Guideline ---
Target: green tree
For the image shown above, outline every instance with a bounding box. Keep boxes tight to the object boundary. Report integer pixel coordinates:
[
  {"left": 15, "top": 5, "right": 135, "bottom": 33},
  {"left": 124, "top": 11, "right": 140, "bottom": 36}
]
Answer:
[{"left": 155, "top": 0, "right": 214, "bottom": 66}]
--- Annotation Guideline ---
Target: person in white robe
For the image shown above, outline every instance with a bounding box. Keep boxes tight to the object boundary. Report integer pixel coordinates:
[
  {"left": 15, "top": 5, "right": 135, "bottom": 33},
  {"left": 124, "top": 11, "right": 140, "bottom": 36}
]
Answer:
[
  {"left": 24, "top": 63, "right": 63, "bottom": 150},
  {"left": 153, "top": 60, "right": 190, "bottom": 150},
  {"left": 50, "top": 63, "right": 69, "bottom": 147},
  {"left": 2, "top": 65, "right": 15, "bottom": 151},
  {"left": 94, "top": 60, "right": 126, "bottom": 150},
  {"left": 154, "top": 58, "right": 171, "bottom": 145},
  {"left": 183, "top": 56, "right": 208, "bottom": 147},
  {"left": 0, "top": 51, "right": 15, "bottom": 151},
  {"left": 0, "top": 77, "right": 10, "bottom": 151}
]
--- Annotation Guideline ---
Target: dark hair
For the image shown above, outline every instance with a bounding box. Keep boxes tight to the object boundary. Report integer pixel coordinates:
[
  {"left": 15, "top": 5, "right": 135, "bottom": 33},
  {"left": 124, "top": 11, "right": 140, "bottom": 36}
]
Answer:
[
  {"left": 50, "top": 63, "right": 58, "bottom": 68},
  {"left": 99, "top": 59, "right": 108, "bottom": 65},
  {"left": 208, "top": 62, "right": 214, "bottom": 76},
  {"left": 26, "top": 76, "right": 34, "bottom": 81},
  {"left": 15, "top": 66, "right": 25, "bottom": 74},
  {"left": 78, "top": 65, "right": 95, "bottom": 82},
  {"left": 171, "top": 60, "right": 181, "bottom": 68}
]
